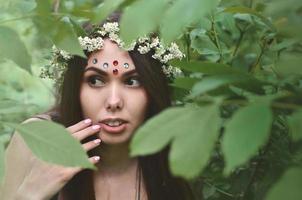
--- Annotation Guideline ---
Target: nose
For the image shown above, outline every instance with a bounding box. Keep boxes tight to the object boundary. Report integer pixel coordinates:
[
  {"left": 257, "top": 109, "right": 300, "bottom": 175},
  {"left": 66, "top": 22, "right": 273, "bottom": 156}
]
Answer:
[{"left": 105, "top": 84, "right": 124, "bottom": 112}]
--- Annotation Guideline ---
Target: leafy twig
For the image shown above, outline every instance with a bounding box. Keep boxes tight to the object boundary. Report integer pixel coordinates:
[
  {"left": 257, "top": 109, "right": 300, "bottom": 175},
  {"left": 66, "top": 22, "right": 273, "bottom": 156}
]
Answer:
[
  {"left": 210, "top": 13, "right": 223, "bottom": 62},
  {"left": 203, "top": 179, "right": 235, "bottom": 198}
]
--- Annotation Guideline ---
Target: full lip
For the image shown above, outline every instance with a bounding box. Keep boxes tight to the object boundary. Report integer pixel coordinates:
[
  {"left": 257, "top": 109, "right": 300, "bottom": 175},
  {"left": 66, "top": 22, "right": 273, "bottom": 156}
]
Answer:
[
  {"left": 99, "top": 117, "right": 128, "bottom": 124},
  {"left": 98, "top": 117, "right": 129, "bottom": 134}
]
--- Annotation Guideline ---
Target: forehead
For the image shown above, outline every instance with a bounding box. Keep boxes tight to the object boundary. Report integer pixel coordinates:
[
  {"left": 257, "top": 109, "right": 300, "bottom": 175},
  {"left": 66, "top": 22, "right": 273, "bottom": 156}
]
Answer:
[{"left": 85, "top": 39, "right": 136, "bottom": 73}]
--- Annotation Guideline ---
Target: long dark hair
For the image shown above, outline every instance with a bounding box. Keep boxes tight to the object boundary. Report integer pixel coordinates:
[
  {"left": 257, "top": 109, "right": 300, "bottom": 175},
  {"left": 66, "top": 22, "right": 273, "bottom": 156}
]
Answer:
[{"left": 46, "top": 15, "right": 195, "bottom": 200}]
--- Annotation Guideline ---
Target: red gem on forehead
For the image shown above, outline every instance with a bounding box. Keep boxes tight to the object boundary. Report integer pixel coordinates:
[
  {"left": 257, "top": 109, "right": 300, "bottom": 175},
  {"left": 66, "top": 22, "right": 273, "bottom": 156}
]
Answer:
[
  {"left": 113, "top": 69, "right": 119, "bottom": 75},
  {"left": 113, "top": 60, "right": 118, "bottom": 66}
]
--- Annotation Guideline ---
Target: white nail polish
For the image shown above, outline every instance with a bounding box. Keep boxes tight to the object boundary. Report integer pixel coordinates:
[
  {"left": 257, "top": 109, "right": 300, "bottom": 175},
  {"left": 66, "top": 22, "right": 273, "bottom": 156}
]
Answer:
[
  {"left": 84, "top": 119, "right": 92, "bottom": 124},
  {"left": 94, "top": 156, "right": 100, "bottom": 161},
  {"left": 94, "top": 139, "right": 101, "bottom": 144},
  {"left": 92, "top": 125, "right": 100, "bottom": 130}
]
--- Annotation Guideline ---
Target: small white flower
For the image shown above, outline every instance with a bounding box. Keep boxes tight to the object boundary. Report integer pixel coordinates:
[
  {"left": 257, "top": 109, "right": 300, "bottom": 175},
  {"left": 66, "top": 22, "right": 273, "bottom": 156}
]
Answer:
[
  {"left": 168, "top": 42, "right": 184, "bottom": 59},
  {"left": 103, "top": 22, "right": 119, "bottom": 33},
  {"left": 78, "top": 36, "right": 104, "bottom": 52},
  {"left": 150, "top": 37, "right": 160, "bottom": 48},
  {"left": 97, "top": 30, "right": 107, "bottom": 36},
  {"left": 138, "top": 36, "right": 149, "bottom": 44},
  {"left": 138, "top": 43, "right": 151, "bottom": 54}
]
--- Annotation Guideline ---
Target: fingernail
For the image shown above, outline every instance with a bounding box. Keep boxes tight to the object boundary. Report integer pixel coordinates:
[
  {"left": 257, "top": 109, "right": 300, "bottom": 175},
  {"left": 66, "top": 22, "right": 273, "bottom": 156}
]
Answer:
[
  {"left": 94, "top": 139, "right": 101, "bottom": 144},
  {"left": 84, "top": 119, "right": 92, "bottom": 124},
  {"left": 92, "top": 125, "right": 101, "bottom": 130},
  {"left": 94, "top": 156, "right": 100, "bottom": 161}
]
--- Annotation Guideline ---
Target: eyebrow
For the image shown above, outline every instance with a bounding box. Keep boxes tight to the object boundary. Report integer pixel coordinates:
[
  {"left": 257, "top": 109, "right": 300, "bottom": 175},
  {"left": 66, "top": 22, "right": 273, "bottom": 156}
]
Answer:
[{"left": 84, "top": 67, "right": 138, "bottom": 77}]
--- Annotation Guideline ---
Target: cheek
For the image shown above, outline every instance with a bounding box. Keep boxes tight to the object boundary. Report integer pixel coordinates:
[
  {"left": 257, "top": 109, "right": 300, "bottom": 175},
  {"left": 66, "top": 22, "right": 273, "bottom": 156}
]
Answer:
[
  {"left": 79, "top": 85, "right": 100, "bottom": 118},
  {"left": 127, "top": 90, "right": 149, "bottom": 123}
]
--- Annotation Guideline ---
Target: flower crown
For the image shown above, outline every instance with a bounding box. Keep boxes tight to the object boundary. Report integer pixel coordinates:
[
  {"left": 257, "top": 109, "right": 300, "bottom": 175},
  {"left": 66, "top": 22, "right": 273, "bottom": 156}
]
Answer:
[{"left": 40, "top": 22, "right": 185, "bottom": 86}]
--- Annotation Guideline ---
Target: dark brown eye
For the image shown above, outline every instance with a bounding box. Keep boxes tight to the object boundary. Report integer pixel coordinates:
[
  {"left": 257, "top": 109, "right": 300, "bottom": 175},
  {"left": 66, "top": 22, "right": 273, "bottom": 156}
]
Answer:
[
  {"left": 87, "top": 75, "right": 105, "bottom": 87},
  {"left": 125, "top": 76, "right": 141, "bottom": 87}
]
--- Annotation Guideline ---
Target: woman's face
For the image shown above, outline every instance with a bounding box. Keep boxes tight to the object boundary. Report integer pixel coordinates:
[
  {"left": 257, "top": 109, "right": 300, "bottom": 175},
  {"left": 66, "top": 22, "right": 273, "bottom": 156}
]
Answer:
[{"left": 80, "top": 39, "right": 148, "bottom": 145}]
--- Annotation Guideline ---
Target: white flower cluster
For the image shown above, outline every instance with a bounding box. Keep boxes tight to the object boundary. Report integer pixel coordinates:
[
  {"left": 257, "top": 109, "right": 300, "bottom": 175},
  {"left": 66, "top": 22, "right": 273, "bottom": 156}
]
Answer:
[
  {"left": 43, "top": 22, "right": 185, "bottom": 83},
  {"left": 78, "top": 36, "right": 104, "bottom": 52},
  {"left": 162, "top": 65, "right": 183, "bottom": 77},
  {"left": 152, "top": 42, "right": 184, "bottom": 63},
  {"left": 52, "top": 45, "right": 72, "bottom": 60}
]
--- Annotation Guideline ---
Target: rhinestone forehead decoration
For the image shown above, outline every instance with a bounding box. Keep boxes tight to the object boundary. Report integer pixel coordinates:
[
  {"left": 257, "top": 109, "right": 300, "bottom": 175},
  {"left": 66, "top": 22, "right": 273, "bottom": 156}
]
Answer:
[
  {"left": 92, "top": 58, "right": 98, "bottom": 64},
  {"left": 123, "top": 63, "right": 129, "bottom": 69},
  {"left": 113, "top": 69, "right": 118, "bottom": 75},
  {"left": 103, "top": 62, "right": 109, "bottom": 69},
  {"left": 113, "top": 60, "right": 119, "bottom": 66}
]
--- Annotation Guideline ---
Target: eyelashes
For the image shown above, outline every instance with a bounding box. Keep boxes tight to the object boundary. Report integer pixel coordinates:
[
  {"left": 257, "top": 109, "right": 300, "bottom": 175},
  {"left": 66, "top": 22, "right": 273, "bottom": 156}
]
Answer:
[{"left": 85, "top": 75, "right": 141, "bottom": 88}]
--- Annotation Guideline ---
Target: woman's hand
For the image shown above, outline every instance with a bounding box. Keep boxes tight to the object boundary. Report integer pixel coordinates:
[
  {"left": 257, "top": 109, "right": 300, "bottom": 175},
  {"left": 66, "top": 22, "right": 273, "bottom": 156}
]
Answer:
[{"left": 15, "top": 118, "right": 102, "bottom": 200}]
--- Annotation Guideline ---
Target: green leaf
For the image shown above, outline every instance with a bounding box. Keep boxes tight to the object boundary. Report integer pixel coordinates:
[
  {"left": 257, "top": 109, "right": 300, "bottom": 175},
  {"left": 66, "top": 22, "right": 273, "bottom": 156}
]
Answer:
[
  {"left": 190, "top": 75, "right": 247, "bottom": 97},
  {"left": 69, "top": 17, "right": 87, "bottom": 37},
  {"left": 130, "top": 107, "right": 186, "bottom": 156},
  {"left": 53, "top": 20, "right": 85, "bottom": 57},
  {"left": 120, "top": 0, "right": 168, "bottom": 44},
  {"left": 288, "top": 110, "right": 302, "bottom": 141},
  {"left": 223, "top": 6, "right": 276, "bottom": 32},
  {"left": 92, "top": 0, "right": 126, "bottom": 23},
  {"left": 0, "top": 26, "right": 31, "bottom": 73},
  {"left": 266, "top": 168, "right": 302, "bottom": 200},
  {"left": 171, "top": 77, "right": 200, "bottom": 90},
  {"left": 222, "top": 103, "right": 273, "bottom": 175},
  {"left": 171, "top": 60, "right": 246, "bottom": 75},
  {"left": 161, "top": 0, "right": 218, "bottom": 44},
  {"left": 6, "top": 121, "right": 94, "bottom": 169},
  {"left": 169, "top": 104, "right": 221, "bottom": 179}
]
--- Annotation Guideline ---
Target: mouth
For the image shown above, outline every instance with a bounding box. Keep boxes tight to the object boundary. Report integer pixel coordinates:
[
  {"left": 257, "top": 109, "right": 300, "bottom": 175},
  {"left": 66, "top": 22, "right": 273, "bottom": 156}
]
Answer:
[{"left": 99, "top": 118, "right": 128, "bottom": 134}]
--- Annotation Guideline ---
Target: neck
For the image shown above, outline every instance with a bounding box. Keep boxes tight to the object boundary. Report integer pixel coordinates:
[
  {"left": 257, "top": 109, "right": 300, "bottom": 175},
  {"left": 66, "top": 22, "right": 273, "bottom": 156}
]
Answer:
[{"left": 94, "top": 142, "right": 138, "bottom": 176}]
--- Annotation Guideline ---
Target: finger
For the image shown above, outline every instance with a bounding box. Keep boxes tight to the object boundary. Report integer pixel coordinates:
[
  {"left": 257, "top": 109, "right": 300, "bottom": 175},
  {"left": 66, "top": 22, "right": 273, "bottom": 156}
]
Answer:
[
  {"left": 73, "top": 125, "right": 101, "bottom": 141},
  {"left": 89, "top": 156, "right": 100, "bottom": 165},
  {"left": 67, "top": 118, "right": 92, "bottom": 133},
  {"left": 83, "top": 139, "right": 101, "bottom": 151}
]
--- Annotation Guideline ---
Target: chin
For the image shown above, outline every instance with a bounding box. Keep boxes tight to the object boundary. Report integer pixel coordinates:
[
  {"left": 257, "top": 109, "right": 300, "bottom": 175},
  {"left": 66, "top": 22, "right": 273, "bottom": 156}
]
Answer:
[{"left": 97, "top": 130, "right": 132, "bottom": 145}]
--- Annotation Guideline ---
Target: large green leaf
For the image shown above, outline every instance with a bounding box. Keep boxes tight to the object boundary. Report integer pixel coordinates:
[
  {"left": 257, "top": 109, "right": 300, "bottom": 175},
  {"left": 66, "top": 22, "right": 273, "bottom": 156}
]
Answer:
[
  {"left": 130, "top": 107, "right": 187, "bottom": 156},
  {"left": 171, "top": 60, "right": 245, "bottom": 75},
  {"left": 288, "top": 109, "right": 302, "bottom": 141},
  {"left": 160, "top": 0, "right": 218, "bottom": 44},
  {"left": 222, "top": 103, "right": 273, "bottom": 175},
  {"left": 92, "top": 0, "right": 126, "bottom": 23},
  {"left": 169, "top": 104, "right": 221, "bottom": 179},
  {"left": 223, "top": 6, "right": 276, "bottom": 32},
  {"left": 53, "top": 20, "right": 85, "bottom": 58},
  {"left": 0, "top": 26, "right": 31, "bottom": 73},
  {"left": 171, "top": 77, "right": 200, "bottom": 90},
  {"left": 120, "top": 0, "right": 168, "bottom": 44},
  {"left": 190, "top": 74, "right": 248, "bottom": 97},
  {"left": 6, "top": 121, "right": 94, "bottom": 169},
  {"left": 265, "top": 167, "right": 302, "bottom": 200}
]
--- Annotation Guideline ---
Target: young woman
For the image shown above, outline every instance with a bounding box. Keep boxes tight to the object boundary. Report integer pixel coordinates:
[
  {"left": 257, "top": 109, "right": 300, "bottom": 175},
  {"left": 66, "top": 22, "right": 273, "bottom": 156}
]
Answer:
[{"left": 0, "top": 17, "right": 195, "bottom": 200}]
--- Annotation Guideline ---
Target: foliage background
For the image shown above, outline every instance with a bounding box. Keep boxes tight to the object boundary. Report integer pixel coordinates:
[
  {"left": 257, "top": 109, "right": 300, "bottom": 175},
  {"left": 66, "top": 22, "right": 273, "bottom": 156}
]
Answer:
[{"left": 0, "top": 0, "right": 302, "bottom": 199}]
